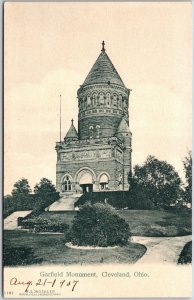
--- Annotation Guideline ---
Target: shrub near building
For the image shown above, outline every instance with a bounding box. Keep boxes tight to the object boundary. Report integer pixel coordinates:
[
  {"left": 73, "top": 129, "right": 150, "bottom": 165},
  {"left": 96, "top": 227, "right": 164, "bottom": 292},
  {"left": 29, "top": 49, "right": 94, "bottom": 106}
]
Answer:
[{"left": 70, "top": 202, "right": 131, "bottom": 247}]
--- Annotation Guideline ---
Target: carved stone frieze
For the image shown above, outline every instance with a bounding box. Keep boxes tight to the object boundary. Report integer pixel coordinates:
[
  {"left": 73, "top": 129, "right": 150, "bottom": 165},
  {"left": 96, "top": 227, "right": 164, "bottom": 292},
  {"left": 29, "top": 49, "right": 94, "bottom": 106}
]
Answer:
[
  {"left": 61, "top": 152, "right": 72, "bottom": 161},
  {"left": 78, "top": 108, "right": 128, "bottom": 120},
  {"left": 61, "top": 148, "right": 113, "bottom": 162},
  {"left": 99, "top": 149, "right": 112, "bottom": 159}
]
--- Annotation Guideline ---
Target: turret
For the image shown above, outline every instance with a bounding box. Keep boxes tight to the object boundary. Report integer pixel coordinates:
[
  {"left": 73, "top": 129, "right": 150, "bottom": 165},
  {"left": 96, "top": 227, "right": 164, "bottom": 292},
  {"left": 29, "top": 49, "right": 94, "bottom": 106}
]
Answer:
[
  {"left": 117, "top": 116, "right": 132, "bottom": 146},
  {"left": 77, "top": 42, "right": 131, "bottom": 140},
  {"left": 64, "top": 119, "right": 78, "bottom": 142}
]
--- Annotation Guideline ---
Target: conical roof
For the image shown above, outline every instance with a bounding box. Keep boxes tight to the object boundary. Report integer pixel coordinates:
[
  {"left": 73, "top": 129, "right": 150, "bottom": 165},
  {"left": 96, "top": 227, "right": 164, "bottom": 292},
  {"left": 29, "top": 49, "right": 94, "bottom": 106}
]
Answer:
[
  {"left": 117, "top": 117, "right": 130, "bottom": 134},
  {"left": 65, "top": 120, "right": 78, "bottom": 140},
  {"left": 82, "top": 46, "right": 125, "bottom": 87}
]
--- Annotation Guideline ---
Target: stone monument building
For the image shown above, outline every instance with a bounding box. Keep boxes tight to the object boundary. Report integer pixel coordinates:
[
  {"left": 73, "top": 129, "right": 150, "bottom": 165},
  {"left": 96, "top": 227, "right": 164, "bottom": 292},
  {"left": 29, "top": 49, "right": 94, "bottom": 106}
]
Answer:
[{"left": 56, "top": 42, "right": 132, "bottom": 196}]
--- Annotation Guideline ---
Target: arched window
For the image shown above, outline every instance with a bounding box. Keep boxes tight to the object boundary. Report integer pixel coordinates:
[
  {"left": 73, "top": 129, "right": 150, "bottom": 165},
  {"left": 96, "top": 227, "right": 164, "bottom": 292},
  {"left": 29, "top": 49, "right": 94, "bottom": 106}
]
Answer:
[
  {"left": 99, "top": 173, "right": 109, "bottom": 190},
  {"left": 87, "top": 94, "right": 91, "bottom": 107},
  {"left": 110, "top": 95, "right": 113, "bottom": 106},
  {"left": 98, "top": 97, "right": 100, "bottom": 106},
  {"left": 96, "top": 125, "right": 100, "bottom": 138},
  {"left": 106, "top": 93, "right": 111, "bottom": 106},
  {"left": 123, "top": 97, "right": 127, "bottom": 108},
  {"left": 89, "top": 125, "right": 93, "bottom": 139},
  {"left": 113, "top": 94, "right": 117, "bottom": 107},
  {"left": 93, "top": 93, "right": 97, "bottom": 106},
  {"left": 62, "top": 175, "right": 72, "bottom": 192},
  {"left": 99, "top": 92, "right": 104, "bottom": 105},
  {"left": 119, "top": 95, "right": 122, "bottom": 108}
]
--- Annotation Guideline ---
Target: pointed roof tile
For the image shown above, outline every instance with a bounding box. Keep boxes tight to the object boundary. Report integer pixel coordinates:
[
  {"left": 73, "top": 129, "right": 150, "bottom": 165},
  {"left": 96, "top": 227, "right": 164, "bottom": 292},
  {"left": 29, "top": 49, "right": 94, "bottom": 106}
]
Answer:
[
  {"left": 65, "top": 120, "right": 78, "bottom": 140},
  {"left": 117, "top": 117, "right": 130, "bottom": 134},
  {"left": 82, "top": 50, "right": 125, "bottom": 87}
]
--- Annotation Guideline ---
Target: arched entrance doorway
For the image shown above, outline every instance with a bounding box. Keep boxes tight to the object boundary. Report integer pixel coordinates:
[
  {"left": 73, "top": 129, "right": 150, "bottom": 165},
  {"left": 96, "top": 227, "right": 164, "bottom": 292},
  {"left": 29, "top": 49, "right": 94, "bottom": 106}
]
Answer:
[
  {"left": 76, "top": 168, "right": 95, "bottom": 193},
  {"left": 79, "top": 172, "right": 93, "bottom": 193}
]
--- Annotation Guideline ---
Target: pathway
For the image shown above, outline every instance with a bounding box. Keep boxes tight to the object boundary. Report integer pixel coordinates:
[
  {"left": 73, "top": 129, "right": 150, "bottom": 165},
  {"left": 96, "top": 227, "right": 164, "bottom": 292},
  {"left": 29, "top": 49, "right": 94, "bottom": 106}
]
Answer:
[
  {"left": 132, "top": 235, "right": 192, "bottom": 264},
  {"left": 48, "top": 193, "right": 81, "bottom": 211},
  {"left": 4, "top": 211, "right": 32, "bottom": 230}
]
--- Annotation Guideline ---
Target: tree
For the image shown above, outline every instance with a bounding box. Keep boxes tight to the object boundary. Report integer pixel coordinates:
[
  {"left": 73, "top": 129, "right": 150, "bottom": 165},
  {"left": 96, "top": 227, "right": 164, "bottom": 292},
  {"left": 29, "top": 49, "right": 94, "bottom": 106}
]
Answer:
[
  {"left": 12, "top": 178, "right": 31, "bottom": 198},
  {"left": 4, "top": 179, "right": 32, "bottom": 214},
  {"left": 132, "top": 156, "right": 181, "bottom": 208},
  {"left": 10, "top": 178, "right": 32, "bottom": 210},
  {"left": 4, "top": 194, "right": 12, "bottom": 204},
  {"left": 34, "top": 178, "right": 56, "bottom": 197},
  {"left": 33, "top": 178, "right": 59, "bottom": 212},
  {"left": 3, "top": 195, "right": 14, "bottom": 218},
  {"left": 182, "top": 151, "right": 192, "bottom": 206},
  {"left": 70, "top": 202, "right": 131, "bottom": 247}
]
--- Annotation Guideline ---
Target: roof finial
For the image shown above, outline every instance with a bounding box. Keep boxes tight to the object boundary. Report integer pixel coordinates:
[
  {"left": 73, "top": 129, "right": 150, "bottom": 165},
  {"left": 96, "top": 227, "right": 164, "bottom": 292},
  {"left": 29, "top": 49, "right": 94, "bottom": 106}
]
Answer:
[
  {"left": 101, "top": 41, "right": 105, "bottom": 52},
  {"left": 71, "top": 118, "right": 74, "bottom": 125}
]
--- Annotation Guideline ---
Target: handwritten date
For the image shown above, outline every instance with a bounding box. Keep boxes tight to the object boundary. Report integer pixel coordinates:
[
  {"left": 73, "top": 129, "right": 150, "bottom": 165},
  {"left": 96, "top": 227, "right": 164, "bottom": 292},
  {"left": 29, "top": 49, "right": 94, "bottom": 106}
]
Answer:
[{"left": 10, "top": 277, "right": 79, "bottom": 293}]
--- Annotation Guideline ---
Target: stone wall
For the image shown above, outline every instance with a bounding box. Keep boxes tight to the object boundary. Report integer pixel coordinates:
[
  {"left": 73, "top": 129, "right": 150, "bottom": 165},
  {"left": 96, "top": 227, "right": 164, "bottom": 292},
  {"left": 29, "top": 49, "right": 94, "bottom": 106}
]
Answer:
[
  {"left": 56, "top": 157, "right": 126, "bottom": 193},
  {"left": 78, "top": 115, "right": 122, "bottom": 139}
]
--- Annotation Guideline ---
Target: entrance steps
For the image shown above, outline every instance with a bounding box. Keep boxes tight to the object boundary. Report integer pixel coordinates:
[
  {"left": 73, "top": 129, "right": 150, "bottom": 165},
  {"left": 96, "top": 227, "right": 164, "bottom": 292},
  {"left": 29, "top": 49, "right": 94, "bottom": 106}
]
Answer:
[
  {"left": 4, "top": 211, "right": 32, "bottom": 230},
  {"left": 47, "top": 193, "right": 82, "bottom": 211}
]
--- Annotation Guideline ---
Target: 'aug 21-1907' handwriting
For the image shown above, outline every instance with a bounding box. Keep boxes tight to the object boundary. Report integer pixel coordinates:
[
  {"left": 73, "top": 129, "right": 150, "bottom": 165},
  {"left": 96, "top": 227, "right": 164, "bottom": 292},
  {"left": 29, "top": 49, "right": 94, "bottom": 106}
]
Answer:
[{"left": 9, "top": 277, "right": 79, "bottom": 293}]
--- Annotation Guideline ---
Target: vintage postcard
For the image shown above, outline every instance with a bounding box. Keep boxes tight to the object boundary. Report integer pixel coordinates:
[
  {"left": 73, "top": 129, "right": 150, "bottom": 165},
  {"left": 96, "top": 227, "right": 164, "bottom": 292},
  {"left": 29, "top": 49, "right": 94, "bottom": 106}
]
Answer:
[{"left": 3, "top": 2, "right": 192, "bottom": 298}]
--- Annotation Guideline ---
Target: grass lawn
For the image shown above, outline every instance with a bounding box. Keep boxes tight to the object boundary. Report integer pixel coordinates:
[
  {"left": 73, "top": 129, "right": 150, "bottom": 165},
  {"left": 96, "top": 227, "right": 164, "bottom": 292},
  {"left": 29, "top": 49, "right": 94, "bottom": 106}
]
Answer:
[
  {"left": 22, "top": 209, "right": 192, "bottom": 237},
  {"left": 4, "top": 209, "right": 191, "bottom": 266},
  {"left": 3, "top": 231, "right": 146, "bottom": 266},
  {"left": 118, "top": 209, "right": 191, "bottom": 237}
]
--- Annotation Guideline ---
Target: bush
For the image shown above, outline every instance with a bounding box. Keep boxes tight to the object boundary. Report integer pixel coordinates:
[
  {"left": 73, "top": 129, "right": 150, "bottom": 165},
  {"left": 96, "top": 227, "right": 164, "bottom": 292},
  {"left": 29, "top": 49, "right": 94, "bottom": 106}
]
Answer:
[
  {"left": 21, "top": 218, "right": 69, "bottom": 233},
  {"left": 70, "top": 202, "right": 131, "bottom": 247},
  {"left": 75, "top": 191, "right": 155, "bottom": 210},
  {"left": 75, "top": 192, "right": 127, "bottom": 209},
  {"left": 127, "top": 189, "right": 156, "bottom": 210},
  {"left": 178, "top": 241, "right": 192, "bottom": 264},
  {"left": 3, "top": 246, "right": 43, "bottom": 266},
  {"left": 34, "top": 220, "right": 69, "bottom": 233}
]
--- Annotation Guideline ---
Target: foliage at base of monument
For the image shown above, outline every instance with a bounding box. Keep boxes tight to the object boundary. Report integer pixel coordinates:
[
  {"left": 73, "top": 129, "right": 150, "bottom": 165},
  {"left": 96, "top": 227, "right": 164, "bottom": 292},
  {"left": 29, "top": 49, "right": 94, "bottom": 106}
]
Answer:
[
  {"left": 4, "top": 178, "right": 59, "bottom": 219},
  {"left": 75, "top": 191, "right": 155, "bottom": 210},
  {"left": 69, "top": 202, "right": 131, "bottom": 247},
  {"left": 20, "top": 218, "right": 69, "bottom": 233},
  {"left": 129, "top": 156, "right": 182, "bottom": 208}
]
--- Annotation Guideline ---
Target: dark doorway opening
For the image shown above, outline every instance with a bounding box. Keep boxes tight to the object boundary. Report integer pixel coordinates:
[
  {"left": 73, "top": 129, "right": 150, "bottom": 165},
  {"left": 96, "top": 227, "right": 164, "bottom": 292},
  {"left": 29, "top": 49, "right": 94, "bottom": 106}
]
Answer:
[{"left": 80, "top": 184, "right": 93, "bottom": 193}]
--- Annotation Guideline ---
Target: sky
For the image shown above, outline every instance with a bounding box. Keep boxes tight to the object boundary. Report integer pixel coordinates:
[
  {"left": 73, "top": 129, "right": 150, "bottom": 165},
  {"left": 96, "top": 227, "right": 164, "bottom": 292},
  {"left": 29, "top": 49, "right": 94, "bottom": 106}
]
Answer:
[{"left": 4, "top": 2, "right": 192, "bottom": 195}]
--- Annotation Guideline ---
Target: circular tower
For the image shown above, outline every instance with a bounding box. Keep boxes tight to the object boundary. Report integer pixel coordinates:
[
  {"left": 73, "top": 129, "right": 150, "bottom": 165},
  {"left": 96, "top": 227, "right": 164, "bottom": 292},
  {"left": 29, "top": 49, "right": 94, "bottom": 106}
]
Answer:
[{"left": 77, "top": 42, "right": 131, "bottom": 140}]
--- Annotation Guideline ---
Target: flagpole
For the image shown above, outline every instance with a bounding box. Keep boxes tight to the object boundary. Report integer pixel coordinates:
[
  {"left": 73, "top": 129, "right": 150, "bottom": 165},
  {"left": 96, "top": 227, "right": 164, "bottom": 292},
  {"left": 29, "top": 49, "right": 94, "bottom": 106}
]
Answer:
[{"left": 60, "top": 94, "right": 61, "bottom": 143}]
